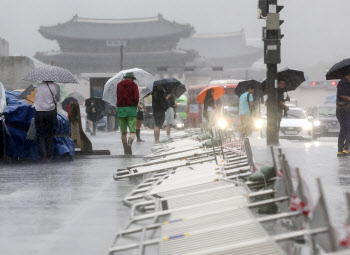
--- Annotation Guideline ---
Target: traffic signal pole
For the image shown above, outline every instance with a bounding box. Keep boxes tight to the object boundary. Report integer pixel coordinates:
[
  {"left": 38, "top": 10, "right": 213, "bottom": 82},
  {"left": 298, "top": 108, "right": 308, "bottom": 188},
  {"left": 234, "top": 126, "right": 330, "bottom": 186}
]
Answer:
[
  {"left": 266, "top": 63, "right": 279, "bottom": 145},
  {"left": 258, "top": 0, "right": 284, "bottom": 146}
]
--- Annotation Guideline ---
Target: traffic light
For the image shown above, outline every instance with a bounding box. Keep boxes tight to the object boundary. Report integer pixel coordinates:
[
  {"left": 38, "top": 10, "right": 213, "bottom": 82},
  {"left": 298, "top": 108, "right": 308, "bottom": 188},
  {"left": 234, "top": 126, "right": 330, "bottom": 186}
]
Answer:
[
  {"left": 258, "top": 0, "right": 284, "bottom": 146},
  {"left": 258, "top": 0, "right": 268, "bottom": 19},
  {"left": 263, "top": 0, "right": 284, "bottom": 64}
]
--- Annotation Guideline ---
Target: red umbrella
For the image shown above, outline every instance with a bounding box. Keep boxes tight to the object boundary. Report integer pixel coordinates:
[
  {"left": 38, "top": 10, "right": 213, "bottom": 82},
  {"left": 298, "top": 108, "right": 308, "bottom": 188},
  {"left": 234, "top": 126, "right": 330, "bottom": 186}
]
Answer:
[{"left": 197, "top": 86, "right": 225, "bottom": 104}]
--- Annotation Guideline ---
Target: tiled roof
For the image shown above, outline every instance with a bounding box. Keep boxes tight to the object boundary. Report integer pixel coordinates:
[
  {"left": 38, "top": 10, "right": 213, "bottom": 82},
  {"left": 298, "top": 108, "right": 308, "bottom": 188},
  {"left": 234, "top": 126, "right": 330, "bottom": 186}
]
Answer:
[{"left": 39, "top": 14, "right": 194, "bottom": 40}]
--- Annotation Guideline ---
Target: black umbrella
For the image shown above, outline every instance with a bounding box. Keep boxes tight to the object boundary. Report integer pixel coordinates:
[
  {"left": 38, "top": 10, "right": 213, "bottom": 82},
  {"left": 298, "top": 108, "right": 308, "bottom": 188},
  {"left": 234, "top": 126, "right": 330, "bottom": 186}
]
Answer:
[
  {"left": 85, "top": 97, "right": 106, "bottom": 122},
  {"left": 153, "top": 78, "right": 186, "bottom": 98},
  {"left": 261, "top": 68, "right": 305, "bottom": 93},
  {"left": 173, "top": 84, "right": 187, "bottom": 99},
  {"left": 62, "top": 97, "right": 78, "bottom": 112},
  {"left": 235, "top": 80, "right": 264, "bottom": 99},
  {"left": 326, "top": 58, "right": 350, "bottom": 80}
]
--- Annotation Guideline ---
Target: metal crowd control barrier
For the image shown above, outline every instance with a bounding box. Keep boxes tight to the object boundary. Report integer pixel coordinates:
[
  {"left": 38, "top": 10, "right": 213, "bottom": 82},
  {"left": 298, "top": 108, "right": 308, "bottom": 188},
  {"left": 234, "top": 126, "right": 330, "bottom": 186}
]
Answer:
[{"left": 110, "top": 131, "right": 347, "bottom": 255}]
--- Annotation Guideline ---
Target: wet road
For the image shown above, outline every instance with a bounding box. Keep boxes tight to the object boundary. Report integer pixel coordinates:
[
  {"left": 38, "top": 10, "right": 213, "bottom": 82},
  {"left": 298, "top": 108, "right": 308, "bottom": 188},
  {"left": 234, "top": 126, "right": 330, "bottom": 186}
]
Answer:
[
  {"left": 0, "top": 131, "right": 156, "bottom": 255},
  {"left": 1, "top": 130, "right": 349, "bottom": 254},
  {"left": 250, "top": 135, "right": 350, "bottom": 232}
]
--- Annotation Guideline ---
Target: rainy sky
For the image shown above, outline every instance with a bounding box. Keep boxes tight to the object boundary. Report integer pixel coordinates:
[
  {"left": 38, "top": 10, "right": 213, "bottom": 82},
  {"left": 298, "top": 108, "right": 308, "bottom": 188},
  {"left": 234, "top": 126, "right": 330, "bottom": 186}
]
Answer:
[{"left": 1, "top": 0, "right": 350, "bottom": 69}]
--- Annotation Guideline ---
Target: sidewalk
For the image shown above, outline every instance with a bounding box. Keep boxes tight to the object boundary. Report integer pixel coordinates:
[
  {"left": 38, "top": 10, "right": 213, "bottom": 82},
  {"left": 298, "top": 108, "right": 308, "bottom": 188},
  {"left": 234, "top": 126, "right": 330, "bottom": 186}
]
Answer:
[
  {"left": 0, "top": 130, "right": 164, "bottom": 255},
  {"left": 248, "top": 134, "right": 347, "bottom": 232}
]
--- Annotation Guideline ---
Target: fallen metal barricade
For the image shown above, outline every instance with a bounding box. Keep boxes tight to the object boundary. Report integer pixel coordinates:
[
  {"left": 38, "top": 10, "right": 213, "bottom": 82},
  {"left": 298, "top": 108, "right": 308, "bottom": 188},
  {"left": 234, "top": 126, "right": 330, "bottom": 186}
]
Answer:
[{"left": 110, "top": 130, "right": 346, "bottom": 255}]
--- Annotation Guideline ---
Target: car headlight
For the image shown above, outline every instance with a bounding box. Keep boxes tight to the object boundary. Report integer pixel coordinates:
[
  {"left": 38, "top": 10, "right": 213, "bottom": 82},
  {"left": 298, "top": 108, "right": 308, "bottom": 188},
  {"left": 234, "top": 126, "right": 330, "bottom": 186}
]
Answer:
[
  {"left": 255, "top": 119, "right": 263, "bottom": 129},
  {"left": 304, "top": 122, "right": 313, "bottom": 130},
  {"left": 176, "top": 123, "right": 184, "bottom": 128},
  {"left": 313, "top": 120, "right": 321, "bottom": 127},
  {"left": 217, "top": 118, "right": 227, "bottom": 129}
]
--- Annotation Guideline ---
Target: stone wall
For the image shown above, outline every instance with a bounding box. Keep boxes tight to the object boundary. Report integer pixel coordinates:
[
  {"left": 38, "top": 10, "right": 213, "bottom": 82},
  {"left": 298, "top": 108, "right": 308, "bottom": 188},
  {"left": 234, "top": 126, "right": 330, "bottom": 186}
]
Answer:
[{"left": 0, "top": 56, "right": 35, "bottom": 89}]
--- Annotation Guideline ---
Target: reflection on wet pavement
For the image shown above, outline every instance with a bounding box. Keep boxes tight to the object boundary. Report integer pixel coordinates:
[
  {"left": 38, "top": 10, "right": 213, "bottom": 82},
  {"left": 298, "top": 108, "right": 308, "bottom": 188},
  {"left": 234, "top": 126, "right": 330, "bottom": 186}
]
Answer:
[
  {"left": 251, "top": 136, "right": 350, "bottom": 233},
  {"left": 0, "top": 132, "right": 155, "bottom": 255},
  {"left": 1, "top": 131, "right": 349, "bottom": 254}
]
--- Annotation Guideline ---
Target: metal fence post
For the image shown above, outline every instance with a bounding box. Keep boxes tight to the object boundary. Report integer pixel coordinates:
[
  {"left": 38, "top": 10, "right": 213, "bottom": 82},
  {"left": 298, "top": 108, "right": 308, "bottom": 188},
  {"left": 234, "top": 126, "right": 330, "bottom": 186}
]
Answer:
[{"left": 244, "top": 138, "right": 256, "bottom": 172}]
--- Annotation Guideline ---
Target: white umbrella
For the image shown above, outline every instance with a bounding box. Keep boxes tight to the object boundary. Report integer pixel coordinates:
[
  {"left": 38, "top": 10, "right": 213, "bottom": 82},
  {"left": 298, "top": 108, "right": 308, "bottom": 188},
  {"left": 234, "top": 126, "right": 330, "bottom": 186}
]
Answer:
[{"left": 102, "top": 68, "right": 154, "bottom": 106}]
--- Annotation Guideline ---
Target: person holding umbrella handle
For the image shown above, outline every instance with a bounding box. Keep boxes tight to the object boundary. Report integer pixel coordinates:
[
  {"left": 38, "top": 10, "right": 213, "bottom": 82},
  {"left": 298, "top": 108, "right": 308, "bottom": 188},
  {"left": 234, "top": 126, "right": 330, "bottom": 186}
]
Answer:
[
  {"left": 336, "top": 70, "right": 350, "bottom": 157},
  {"left": 33, "top": 81, "right": 60, "bottom": 162},
  {"left": 116, "top": 72, "right": 139, "bottom": 155},
  {"left": 277, "top": 79, "right": 290, "bottom": 128},
  {"left": 165, "top": 88, "right": 176, "bottom": 141}
]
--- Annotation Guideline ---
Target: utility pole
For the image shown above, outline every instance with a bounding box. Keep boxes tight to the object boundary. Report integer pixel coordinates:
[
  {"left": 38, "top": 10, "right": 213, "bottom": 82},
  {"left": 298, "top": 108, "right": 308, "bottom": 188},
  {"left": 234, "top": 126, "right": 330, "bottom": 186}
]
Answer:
[{"left": 258, "top": 0, "right": 284, "bottom": 145}]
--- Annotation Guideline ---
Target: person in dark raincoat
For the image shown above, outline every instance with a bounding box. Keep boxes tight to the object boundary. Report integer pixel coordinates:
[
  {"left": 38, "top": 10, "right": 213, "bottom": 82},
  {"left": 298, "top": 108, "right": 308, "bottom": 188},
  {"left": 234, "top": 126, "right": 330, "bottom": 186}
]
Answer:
[
  {"left": 336, "top": 70, "right": 350, "bottom": 157},
  {"left": 152, "top": 85, "right": 170, "bottom": 143},
  {"left": 86, "top": 99, "right": 104, "bottom": 136}
]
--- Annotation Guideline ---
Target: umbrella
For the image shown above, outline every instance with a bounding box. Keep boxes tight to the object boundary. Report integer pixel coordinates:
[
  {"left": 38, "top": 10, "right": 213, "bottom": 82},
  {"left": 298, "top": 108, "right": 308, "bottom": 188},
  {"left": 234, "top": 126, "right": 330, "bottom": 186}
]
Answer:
[
  {"left": 152, "top": 78, "right": 186, "bottom": 99},
  {"left": 17, "top": 85, "right": 37, "bottom": 104},
  {"left": 67, "top": 92, "right": 85, "bottom": 105},
  {"left": 235, "top": 80, "right": 264, "bottom": 99},
  {"left": 102, "top": 68, "right": 154, "bottom": 105},
  {"left": 174, "top": 84, "right": 187, "bottom": 99},
  {"left": 141, "top": 87, "right": 152, "bottom": 98},
  {"left": 85, "top": 97, "right": 106, "bottom": 122},
  {"left": 261, "top": 68, "right": 305, "bottom": 93},
  {"left": 326, "top": 58, "right": 350, "bottom": 80},
  {"left": 23, "top": 66, "right": 78, "bottom": 84},
  {"left": 197, "top": 86, "right": 225, "bottom": 104},
  {"left": 105, "top": 102, "right": 117, "bottom": 115},
  {"left": 62, "top": 97, "right": 78, "bottom": 112}
]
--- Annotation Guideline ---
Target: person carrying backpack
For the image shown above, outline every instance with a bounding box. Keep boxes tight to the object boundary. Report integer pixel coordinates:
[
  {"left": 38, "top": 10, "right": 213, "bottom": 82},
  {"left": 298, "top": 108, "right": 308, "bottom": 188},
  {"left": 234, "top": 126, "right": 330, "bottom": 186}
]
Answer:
[{"left": 239, "top": 85, "right": 254, "bottom": 137}]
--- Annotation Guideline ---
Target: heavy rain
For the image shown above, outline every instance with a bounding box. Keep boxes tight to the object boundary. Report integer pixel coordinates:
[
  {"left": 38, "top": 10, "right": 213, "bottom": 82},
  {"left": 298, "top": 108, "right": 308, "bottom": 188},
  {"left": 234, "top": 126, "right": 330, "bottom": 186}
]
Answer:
[{"left": 1, "top": 0, "right": 350, "bottom": 254}]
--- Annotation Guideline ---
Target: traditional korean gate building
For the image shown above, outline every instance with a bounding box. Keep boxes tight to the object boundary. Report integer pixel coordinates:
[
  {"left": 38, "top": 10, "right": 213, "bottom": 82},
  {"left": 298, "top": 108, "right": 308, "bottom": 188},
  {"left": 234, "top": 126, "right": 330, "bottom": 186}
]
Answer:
[{"left": 35, "top": 14, "right": 196, "bottom": 75}]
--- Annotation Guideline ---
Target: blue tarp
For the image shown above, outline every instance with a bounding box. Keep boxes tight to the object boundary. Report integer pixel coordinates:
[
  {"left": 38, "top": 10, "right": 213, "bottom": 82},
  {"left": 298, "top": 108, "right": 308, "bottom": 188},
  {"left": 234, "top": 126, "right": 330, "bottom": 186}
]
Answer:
[{"left": 3, "top": 90, "right": 75, "bottom": 161}]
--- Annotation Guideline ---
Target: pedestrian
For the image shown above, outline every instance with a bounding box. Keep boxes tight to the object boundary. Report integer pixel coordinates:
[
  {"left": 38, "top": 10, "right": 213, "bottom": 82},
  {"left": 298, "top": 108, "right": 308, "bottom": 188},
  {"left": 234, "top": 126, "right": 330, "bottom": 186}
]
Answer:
[
  {"left": 116, "top": 72, "right": 139, "bottom": 155},
  {"left": 152, "top": 85, "right": 169, "bottom": 144},
  {"left": 336, "top": 70, "right": 350, "bottom": 157},
  {"left": 165, "top": 88, "right": 176, "bottom": 141},
  {"left": 277, "top": 79, "right": 290, "bottom": 129},
  {"left": 203, "top": 88, "right": 215, "bottom": 125},
  {"left": 65, "top": 99, "right": 76, "bottom": 120},
  {"left": 33, "top": 81, "right": 60, "bottom": 162},
  {"left": 239, "top": 85, "right": 254, "bottom": 137},
  {"left": 136, "top": 97, "right": 145, "bottom": 142},
  {"left": 85, "top": 99, "right": 100, "bottom": 136}
]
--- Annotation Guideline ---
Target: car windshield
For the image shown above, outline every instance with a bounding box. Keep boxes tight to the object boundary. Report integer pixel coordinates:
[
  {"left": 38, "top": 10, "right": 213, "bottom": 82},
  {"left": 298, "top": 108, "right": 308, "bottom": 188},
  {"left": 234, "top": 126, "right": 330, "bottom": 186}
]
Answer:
[
  {"left": 222, "top": 94, "right": 239, "bottom": 106},
  {"left": 283, "top": 109, "right": 306, "bottom": 119},
  {"left": 316, "top": 106, "right": 336, "bottom": 117}
]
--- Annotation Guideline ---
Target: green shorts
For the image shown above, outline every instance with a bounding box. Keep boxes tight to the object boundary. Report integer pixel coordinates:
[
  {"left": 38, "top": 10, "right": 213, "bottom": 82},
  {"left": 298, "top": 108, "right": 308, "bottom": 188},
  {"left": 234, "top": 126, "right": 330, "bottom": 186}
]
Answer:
[{"left": 118, "top": 117, "right": 136, "bottom": 133}]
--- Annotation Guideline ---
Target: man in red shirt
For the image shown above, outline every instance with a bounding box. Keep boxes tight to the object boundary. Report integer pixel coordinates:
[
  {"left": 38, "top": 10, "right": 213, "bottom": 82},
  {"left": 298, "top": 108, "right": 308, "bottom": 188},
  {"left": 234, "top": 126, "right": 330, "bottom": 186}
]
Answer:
[{"left": 117, "top": 72, "right": 139, "bottom": 155}]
